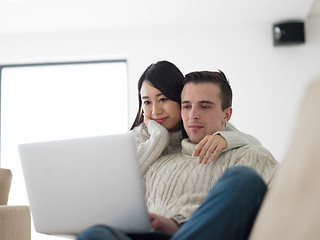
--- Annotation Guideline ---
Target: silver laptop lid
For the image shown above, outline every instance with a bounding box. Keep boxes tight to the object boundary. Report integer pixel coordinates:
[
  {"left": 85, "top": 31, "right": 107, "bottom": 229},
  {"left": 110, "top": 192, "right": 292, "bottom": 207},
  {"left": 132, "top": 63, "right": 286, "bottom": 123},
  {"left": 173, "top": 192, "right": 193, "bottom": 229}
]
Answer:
[{"left": 19, "top": 133, "right": 151, "bottom": 235}]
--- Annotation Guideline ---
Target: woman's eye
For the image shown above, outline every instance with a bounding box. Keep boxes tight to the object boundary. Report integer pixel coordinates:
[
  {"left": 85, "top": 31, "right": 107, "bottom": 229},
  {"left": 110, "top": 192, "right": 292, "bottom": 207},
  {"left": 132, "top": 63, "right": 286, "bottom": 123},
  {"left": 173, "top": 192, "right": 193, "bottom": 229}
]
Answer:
[
  {"left": 159, "top": 98, "right": 168, "bottom": 102},
  {"left": 143, "top": 101, "right": 150, "bottom": 105}
]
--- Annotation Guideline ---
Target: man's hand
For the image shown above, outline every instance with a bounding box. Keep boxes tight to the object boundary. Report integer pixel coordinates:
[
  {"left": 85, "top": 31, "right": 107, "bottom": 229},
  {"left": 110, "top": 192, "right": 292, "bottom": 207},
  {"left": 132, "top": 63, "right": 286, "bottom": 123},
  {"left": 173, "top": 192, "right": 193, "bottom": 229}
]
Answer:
[
  {"left": 193, "top": 134, "right": 227, "bottom": 164},
  {"left": 149, "top": 213, "right": 179, "bottom": 234}
]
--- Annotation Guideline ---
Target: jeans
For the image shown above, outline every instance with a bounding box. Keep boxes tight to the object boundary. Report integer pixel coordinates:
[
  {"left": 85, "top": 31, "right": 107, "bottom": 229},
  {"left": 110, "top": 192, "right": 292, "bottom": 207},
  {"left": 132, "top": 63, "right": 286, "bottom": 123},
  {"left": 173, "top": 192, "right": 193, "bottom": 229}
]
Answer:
[{"left": 77, "top": 166, "right": 267, "bottom": 240}]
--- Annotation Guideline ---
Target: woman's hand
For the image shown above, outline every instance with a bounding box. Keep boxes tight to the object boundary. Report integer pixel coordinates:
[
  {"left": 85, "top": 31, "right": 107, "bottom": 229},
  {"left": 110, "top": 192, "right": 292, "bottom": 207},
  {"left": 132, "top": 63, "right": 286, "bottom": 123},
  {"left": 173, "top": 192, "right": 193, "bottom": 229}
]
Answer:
[
  {"left": 149, "top": 213, "right": 179, "bottom": 234},
  {"left": 143, "top": 113, "right": 152, "bottom": 125},
  {"left": 193, "top": 134, "right": 227, "bottom": 164}
]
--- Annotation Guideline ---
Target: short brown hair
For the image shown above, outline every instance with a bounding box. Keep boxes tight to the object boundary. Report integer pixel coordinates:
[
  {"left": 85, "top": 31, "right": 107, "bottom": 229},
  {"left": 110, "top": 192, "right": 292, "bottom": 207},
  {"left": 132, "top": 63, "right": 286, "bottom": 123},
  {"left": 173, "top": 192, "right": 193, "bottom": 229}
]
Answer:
[{"left": 184, "top": 70, "right": 232, "bottom": 110}]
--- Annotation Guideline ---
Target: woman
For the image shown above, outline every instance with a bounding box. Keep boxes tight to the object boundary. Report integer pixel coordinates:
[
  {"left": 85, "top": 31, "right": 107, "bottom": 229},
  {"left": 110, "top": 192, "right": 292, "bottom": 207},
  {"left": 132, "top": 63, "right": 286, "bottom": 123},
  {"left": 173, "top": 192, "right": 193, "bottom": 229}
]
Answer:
[{"left": 130, "top": 60, "right": 185, "bottom": 176}]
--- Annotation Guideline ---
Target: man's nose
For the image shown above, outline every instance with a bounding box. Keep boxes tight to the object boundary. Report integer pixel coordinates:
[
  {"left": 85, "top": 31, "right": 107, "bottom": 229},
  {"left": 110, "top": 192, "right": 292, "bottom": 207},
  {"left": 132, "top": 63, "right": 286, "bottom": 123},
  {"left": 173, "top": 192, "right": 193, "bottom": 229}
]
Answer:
[{"left": 189, "top": 107, "right": 200, "bottom": 120}]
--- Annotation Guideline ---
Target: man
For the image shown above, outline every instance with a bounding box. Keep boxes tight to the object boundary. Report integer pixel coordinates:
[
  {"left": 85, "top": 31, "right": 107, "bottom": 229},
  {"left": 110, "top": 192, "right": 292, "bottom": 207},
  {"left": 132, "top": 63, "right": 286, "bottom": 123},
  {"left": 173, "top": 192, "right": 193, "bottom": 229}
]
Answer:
[{"left": 78, "top": 71, "right": 279, "bottom": 240}]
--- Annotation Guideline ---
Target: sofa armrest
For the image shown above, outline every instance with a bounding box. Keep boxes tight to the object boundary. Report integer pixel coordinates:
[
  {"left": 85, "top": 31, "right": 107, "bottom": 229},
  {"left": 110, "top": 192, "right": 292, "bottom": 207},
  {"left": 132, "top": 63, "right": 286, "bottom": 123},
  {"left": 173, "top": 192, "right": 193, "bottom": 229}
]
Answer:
[
  {"left": 0, "top": 205, "right": 31, "bottom": 240},
  {"left": 0, "top": 168, "right": 12, "bottom": 205}
]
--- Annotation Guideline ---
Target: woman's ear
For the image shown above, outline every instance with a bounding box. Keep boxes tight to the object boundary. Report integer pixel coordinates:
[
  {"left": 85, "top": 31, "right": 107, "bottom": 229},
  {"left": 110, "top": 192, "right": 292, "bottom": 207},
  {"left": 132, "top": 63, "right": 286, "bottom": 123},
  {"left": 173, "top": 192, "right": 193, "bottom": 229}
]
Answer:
[{"left": 223, "top": 107, "right": 232, "bottom": 123}]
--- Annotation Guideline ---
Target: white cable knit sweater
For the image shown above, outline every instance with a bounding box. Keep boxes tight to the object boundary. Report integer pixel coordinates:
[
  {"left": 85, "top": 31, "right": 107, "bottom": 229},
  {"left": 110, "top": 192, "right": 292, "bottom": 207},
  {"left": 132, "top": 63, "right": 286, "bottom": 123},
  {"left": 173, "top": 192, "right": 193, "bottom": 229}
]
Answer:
[
  {"left": 145, "top": 139, "right": 278, "bottom": 219},
  {"left": 131, "top": 121, "right": 279, "bottom": 219}
]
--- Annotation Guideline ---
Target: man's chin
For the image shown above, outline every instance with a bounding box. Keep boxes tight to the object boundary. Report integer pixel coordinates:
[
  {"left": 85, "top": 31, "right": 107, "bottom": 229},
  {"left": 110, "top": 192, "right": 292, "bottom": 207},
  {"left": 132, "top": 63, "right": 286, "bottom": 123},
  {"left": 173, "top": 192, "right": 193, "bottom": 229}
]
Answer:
[
  {"left": 188, "top": 136, "right": 202, "bottom": 144},
  {"left": 186, "top": 130, "right": 207, "bottom": 144}
]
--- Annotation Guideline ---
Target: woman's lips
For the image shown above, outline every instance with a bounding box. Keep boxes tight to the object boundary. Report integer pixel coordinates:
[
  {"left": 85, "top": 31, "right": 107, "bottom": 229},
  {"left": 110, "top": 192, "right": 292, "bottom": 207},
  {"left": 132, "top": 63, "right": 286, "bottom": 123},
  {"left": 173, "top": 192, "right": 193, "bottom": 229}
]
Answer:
[{"left": 154, "top": 117, "right": 167, "bottom": 123}]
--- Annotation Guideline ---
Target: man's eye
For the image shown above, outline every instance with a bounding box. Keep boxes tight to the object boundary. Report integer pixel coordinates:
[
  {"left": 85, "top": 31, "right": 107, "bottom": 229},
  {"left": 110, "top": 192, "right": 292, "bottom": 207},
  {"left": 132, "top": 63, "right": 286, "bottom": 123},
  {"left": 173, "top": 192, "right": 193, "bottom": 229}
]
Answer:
[
  {"left": 201, "top": 105, "right": 210, "bottom": 109},
  {"left": 182, "top": 105, "right": 190, "bottom": 109}
]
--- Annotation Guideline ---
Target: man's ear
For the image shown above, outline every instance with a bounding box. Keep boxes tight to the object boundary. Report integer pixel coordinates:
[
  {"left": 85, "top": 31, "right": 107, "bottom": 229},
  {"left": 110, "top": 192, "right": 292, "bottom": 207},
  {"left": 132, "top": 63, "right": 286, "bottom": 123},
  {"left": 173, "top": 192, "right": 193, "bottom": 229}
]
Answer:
[{"left": 223, "top": 107, "right": 232, "bottom": 124}]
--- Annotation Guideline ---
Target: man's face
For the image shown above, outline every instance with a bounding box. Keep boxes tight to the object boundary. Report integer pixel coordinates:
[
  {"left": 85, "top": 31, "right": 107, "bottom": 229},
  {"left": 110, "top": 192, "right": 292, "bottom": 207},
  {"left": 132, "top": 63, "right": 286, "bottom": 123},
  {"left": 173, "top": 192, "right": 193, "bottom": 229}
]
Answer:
[{"left": 181, "top": 82, "right": 232, "bottom": 144}]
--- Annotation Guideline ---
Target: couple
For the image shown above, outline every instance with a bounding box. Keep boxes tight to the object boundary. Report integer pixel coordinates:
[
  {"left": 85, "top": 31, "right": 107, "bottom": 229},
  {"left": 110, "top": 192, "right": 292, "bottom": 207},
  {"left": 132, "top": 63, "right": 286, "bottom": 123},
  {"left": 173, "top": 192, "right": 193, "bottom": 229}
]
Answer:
[{"left": 78, "top": 61, "right": 279, "bottom": 240}]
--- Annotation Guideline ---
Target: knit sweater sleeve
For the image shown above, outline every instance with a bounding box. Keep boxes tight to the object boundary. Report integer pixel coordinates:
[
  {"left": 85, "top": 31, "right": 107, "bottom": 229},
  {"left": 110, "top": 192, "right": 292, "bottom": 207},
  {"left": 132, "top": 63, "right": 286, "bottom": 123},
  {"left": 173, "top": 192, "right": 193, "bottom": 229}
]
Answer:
[
  {"left": 131, "top": 120, "right": 170, "bottom": 176},
  {"left": 216, "top": 122, "right": 261, "bottom": 152}
]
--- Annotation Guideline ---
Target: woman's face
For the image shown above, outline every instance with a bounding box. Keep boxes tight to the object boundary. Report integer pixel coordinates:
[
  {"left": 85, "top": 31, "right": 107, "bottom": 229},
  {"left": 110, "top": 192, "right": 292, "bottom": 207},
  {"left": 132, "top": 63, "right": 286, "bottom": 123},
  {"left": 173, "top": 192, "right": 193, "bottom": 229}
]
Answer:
[{"left": 140, "top": 81, "right": 181, "bottom": 131}]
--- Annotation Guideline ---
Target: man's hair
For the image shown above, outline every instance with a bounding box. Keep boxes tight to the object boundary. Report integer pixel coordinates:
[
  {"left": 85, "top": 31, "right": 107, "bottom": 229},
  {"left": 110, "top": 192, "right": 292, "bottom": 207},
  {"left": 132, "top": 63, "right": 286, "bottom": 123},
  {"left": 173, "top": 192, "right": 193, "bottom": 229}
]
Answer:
[{"left": 184, "top": 70, "right": 232, "bottom": 110}]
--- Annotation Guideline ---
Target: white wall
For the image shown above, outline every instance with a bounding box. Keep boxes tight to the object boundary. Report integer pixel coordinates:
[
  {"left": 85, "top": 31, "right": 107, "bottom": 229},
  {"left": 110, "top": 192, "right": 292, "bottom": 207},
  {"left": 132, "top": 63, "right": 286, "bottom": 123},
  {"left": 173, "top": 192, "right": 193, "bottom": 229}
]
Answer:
[{"left": 1, "top": 17, "right": 320, "bottom": 162}]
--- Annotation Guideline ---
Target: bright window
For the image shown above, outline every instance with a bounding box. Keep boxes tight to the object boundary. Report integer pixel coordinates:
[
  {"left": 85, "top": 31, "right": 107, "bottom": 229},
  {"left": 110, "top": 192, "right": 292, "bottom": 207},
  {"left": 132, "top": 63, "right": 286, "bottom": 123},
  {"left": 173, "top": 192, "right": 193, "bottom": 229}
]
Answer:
[{"left": 0, "top": 60, "right": 128, "bottom": 239}]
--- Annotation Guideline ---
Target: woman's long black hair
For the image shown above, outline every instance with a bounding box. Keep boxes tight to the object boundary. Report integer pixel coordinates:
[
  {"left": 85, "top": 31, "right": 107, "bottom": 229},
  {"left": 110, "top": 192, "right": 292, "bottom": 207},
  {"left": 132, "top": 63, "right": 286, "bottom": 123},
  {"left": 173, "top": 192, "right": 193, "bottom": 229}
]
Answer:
[{"left": 130, "top": 60, "right": 184, "bottom": 130}]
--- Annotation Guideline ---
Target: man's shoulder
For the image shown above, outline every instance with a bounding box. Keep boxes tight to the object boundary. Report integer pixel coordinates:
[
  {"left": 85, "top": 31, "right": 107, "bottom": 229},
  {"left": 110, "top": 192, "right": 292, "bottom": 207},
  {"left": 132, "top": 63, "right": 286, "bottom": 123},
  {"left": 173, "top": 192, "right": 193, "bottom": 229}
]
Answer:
[
  {"left": 223, "top": 144, "right": 279, "bottom": 186},
  {"left": 243, "top": 144, "right": 274, "bottom": 155},
  {"left": 226, "top": 144, "right": 278, "bottom": 163}
]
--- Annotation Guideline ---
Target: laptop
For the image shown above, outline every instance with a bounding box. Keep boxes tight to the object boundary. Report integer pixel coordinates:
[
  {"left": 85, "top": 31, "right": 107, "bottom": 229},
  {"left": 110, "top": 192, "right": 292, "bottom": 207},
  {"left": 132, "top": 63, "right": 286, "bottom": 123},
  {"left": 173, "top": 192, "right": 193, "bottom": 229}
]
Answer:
[{"left": 18, "top": 133, "right": 151, "bottom": 235}]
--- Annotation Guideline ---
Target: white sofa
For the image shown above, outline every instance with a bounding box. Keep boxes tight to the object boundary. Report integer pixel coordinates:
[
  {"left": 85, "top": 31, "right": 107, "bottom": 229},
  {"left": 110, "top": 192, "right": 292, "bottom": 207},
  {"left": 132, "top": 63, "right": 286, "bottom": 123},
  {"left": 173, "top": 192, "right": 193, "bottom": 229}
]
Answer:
[{"left": 249, "top": 76, "right": 320, "bottom": 240}]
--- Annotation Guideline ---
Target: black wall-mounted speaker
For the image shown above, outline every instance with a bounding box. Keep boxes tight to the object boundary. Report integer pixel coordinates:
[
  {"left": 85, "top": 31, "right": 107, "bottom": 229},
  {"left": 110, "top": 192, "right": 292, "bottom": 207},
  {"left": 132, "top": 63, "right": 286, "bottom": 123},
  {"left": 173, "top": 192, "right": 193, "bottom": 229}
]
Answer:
[{"left": 273, "top": 21, "right": 305, "bottom": 46}]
